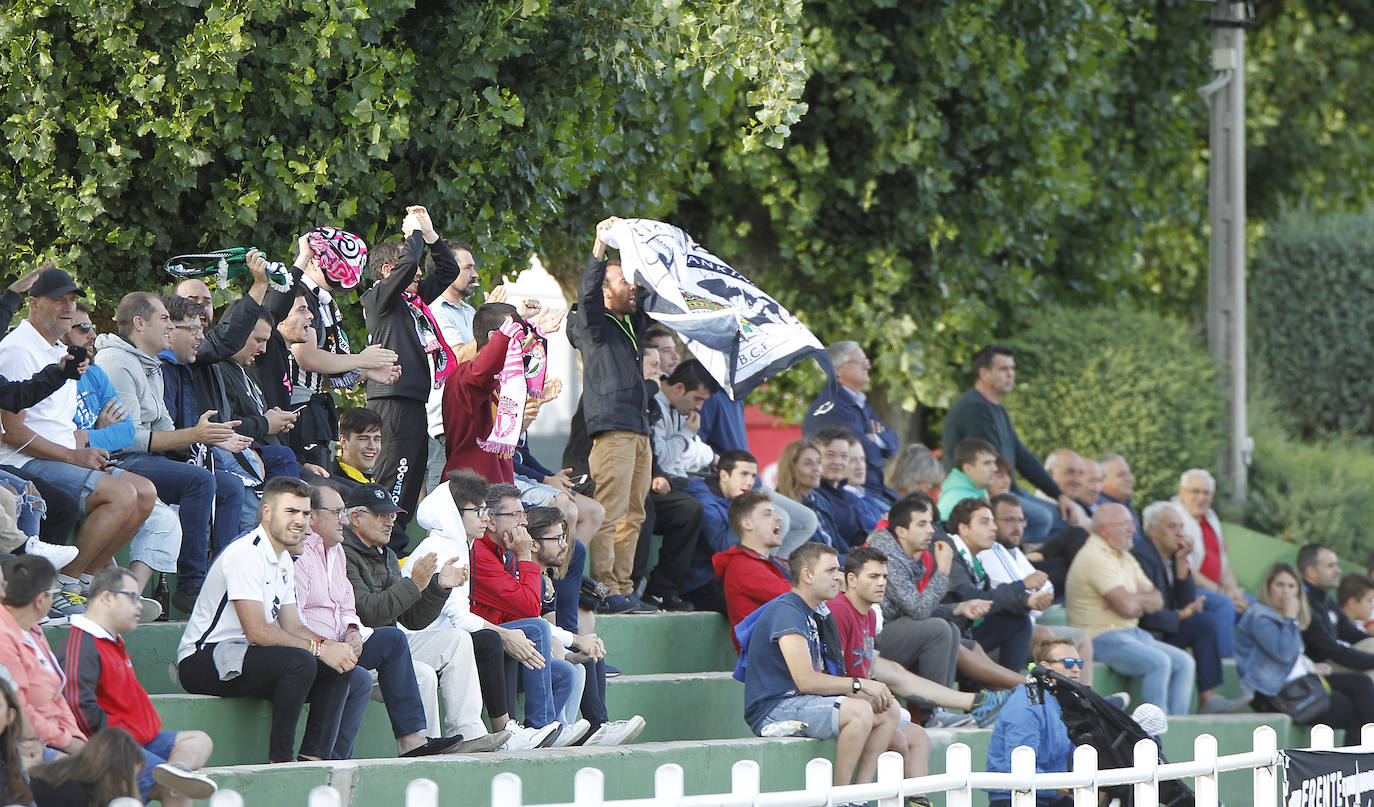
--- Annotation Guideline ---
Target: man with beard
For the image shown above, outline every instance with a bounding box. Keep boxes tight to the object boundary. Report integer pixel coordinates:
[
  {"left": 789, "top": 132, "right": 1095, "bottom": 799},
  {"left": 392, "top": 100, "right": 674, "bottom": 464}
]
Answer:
[{"left": 423, "top": 234, "right": 483, "bottom": 492}]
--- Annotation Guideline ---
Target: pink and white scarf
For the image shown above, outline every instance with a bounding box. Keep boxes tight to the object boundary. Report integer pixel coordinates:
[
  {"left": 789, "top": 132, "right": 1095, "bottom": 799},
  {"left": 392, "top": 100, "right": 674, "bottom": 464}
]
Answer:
[
  {"left": 479, "top": 318, "right": 548, "bottom": 457},
  {"left": 403, "top": 291, "right": 458, "bottom": 388}
]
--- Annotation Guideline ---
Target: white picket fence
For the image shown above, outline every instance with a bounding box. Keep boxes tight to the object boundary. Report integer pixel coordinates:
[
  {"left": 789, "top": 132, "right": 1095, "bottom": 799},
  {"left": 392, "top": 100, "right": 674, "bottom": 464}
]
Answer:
[{"left": 198, "top": 723, "right": 1373, "bottom": 807}]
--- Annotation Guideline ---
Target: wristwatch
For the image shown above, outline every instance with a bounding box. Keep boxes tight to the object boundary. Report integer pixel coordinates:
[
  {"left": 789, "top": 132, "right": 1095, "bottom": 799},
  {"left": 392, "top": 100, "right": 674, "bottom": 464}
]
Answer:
[{"left": 852, "top": 677, "right": 862, "bottom": 693}]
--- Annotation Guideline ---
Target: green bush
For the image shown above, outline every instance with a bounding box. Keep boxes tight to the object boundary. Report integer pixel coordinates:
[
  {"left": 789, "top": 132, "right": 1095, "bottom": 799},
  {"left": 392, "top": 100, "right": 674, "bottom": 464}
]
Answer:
[
  {"left": 1003, "top": 307, "right": 1223, "bottom": 506},
  {"left": 1251, "top": 208, "right": 1374, "bottom": 439},
  {"left": 1241, "top": 398, "right": 1374, "bottom": 562}
]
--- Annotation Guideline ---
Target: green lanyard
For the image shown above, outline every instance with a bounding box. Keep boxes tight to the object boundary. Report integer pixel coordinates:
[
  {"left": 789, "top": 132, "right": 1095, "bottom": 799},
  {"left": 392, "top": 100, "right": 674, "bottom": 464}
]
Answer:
[{"left": 606, "top": 313, "right": 638, "bottom": 353}]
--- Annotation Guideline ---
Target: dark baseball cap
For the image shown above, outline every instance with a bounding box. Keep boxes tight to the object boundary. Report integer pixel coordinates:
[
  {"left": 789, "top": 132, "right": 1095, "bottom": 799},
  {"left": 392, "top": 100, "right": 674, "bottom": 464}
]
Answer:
[
  {"left": 345, "top": 483, "right": 405, "bottom": 515},
  {"left": 29, "top": 268, "right": 86, "bottom": 299}
]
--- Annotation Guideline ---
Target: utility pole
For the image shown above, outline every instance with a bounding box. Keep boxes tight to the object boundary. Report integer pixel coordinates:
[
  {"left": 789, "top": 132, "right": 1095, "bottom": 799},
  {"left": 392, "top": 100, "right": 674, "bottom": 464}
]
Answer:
[{"left": 1199, "top": 0, "right": 1251, "bottom": 506}]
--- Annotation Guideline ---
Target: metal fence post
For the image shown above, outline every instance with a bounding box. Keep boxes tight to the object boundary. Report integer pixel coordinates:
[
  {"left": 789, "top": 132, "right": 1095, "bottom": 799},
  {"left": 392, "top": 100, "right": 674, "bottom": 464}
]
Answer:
[
  {"left": 1253, "top": 725, "right": 1279, "bottom": 807},
  {"left": 875, "top": 750, "right": 904, "bottom": 807},
  {"left": 946, "top": 743, "right": 974, "bottom": 807},
  {"left": 575, "top": 767, "right": 606, "bottom": 807},
  {"left": 1131, "top": 739, "right": 1158, "bottom": 807},
  {"left": 1010, "top": 745, "right": 1037, "bottom": 807},
  {"left": 655, "top": 763, "right": 685, "bottom": 807},
  {"left": 1071, "top": 744, "right": 1098, "bottom": 807},
  {"left": 1193, "top": 732, "right": 1219, "bottom": 807}
]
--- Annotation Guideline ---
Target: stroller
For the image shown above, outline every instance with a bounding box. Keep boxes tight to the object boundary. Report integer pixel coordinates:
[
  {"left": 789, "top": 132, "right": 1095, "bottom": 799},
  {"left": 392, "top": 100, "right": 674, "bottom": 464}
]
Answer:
[{"left": 1026, "top": 666, "right": 1195, "bottom": 807}]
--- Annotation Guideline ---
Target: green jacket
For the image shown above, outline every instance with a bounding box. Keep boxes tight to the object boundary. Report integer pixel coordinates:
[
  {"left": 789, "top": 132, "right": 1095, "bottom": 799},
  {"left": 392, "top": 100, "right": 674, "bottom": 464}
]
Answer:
[
  {"left": 341, "top": 528, "right": 450, "bottom": 630},
  {"left": 938, "top": 468, "right": 988, "bottom": 521}
]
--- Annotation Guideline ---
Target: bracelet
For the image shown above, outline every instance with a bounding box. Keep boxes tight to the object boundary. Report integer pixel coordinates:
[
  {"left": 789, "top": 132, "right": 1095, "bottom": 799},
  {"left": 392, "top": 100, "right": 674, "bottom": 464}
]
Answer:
[{"left": 309, "top": 640, "right": 321, "bottom": 657}]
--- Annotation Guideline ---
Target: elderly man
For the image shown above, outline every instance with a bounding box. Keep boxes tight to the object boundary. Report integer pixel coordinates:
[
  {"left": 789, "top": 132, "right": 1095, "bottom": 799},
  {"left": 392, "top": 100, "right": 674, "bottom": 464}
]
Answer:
[
  {"left": 1065, "top": 503, "right": 1195, "bottom": 715},
  {"left": 1078, "top": 459, "right": 1103, "bottom": 516},
  {"left": 1097, "top": 454, "right": 1141, "bottom": 535},
  {"left": 1040, "top": 449, "right": 1089, "bottom": 527},
  {"left": 1131, "top": 502, "right": 1244, "bottom": 714},
  {"left": 1173, "top": 468, "right": 1249, "bottom": 614},
  {"left": 803, "top": 341, "right": 898, "bottom": 500},
  {"left": 941, "top": 345, "right": 1075, "bottom": 542}
]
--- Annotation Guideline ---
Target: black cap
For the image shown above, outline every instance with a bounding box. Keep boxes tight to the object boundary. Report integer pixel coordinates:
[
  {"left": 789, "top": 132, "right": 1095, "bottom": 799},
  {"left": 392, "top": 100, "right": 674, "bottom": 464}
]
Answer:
[
  {"left": 345, "top": 483, "right": 405, "bottom": 515},
  {"left": 29, "top": 268, "right": 86, "bottom": 299}
]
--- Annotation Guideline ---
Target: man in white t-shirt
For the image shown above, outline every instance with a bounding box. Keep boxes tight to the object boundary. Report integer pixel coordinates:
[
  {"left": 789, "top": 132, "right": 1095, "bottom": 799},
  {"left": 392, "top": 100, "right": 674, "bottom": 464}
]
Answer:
[
  {"left": 0, "top": 269, "right": 155, "bottom": 611},
  {"left": 174, "top": 476, "right": 356, "bottom": 763}
]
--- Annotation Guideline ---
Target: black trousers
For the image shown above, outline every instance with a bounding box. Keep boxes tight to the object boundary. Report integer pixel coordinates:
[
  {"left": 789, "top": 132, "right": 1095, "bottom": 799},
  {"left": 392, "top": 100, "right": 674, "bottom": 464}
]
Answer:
[
  {"left": 470, "top": 628, "right": 520, "bottom": 723},
  {"left": 633, "top": 490, "right": 703, "bottom": 597},
  {"left": 179, "top": 644, "right": 352, "bottom": 763},
  {"left": 3, "top": 465, "right": 78, "bottom": 546},
  {"left": 368, "top": 396, "right": 427, "bottom": 552},
  {"left": 683, "top": 580, "right": 727, "bottom": 615}
]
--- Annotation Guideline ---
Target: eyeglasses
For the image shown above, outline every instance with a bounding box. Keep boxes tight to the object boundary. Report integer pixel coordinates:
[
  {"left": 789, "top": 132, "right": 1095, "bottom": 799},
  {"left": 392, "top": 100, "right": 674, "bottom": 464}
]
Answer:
[
  {"left": 313, "top": 505, "right": 347, "bottom": 522},
  {"left": 172, "top": 324, "right": 205, "bottom": 335},
  {"left": 536, "top": 533, "right": 568, "bottom": 543},
  {"left": 490, "top": 510, "right": 527, "bottom": 521},
  {"left": 1047, "top": 657, "right": 1085, "bottom": 669},
  {"left": 995, "top": 517, "right": 1028, "bottom": 526},
  {"left": 108, "top": 590, "right": 142, "bottom": 604},
  {"left": 70, "top": 323, "right": 95, "bottom": 333},
  {"left": 459, "top": 506, "right": 489, "bottom": 517},
  {"left": 370, "top": 512, "right": 398, "bottom": 524}
]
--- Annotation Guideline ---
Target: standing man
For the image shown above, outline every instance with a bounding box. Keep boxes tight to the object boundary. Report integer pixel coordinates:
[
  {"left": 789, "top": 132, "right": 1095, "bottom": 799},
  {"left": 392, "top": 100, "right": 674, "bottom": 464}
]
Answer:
[
  {"left": 362, "top": 206, "right": 461, "bottom": 536},
  {"left": 941, "top": 345, "right": 1075, "bottom": 541},
  {"left": 1097, "top": 454, "right": 1141, "bottom": 534},
  {"left": 567, "top": 216, "right": 653, "bottom": 613},
  {"left": 175, "top": 477, "right": 357, "bottom": 764},
  {"left": 59, "top": 566, "right": 217, "bottom": 805},
  {"left": 422, "top": 239, "right": 481, "bottom": 493},
  {"left": 742, "top": 542, "right": 899, "bottom": 788},
  {"left": 803, "top": 341, "right": 898, "bottom": 501}
]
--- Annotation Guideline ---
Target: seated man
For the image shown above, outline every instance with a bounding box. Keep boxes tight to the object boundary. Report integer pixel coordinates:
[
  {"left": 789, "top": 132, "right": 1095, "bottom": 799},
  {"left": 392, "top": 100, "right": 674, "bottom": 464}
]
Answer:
[
  {"left": 469, "top": 484, "right": 582, "bottom": 745},
  {"left": 741, "top": 542, "right": 899, "bottom": 788},
  {"left": 175, "top": 477, "right": 355, "bottom": 763},
  {"left": 1298, "top": 543, "right": 1374, "bottom": 677},
  {"left": 711, "top": 488, "right": 790, "bottom": 641},
  {"left": 682, "top": 450, "right": 763, "bottom": 613},
  {"left": 1175, "top": 468, "right": 1249, "bottom": 613},
  {"left": 526, "top": 506, "right": 646, "bottom": 746},
  {"left": 407, "top": 472, "right": 567, "bottom": 750},
  {"left": 1040, "top": 449, "right": 1089, "bottom": 527},
  {"left": 208, "top": 306, "right": 301, "bottom": 484},
  {"left": 866, "top": 494, "right": 1026, "bottom": 695},
  {"left": 808, "top": 426, "right": 870, "bottom": 550},
  {"left": 803, "top": 341, "right": 898, "bottom": 500},
  {"left": 1131, "top": 501, "right": 1243, "bottom": 713},
  {"left": 937, "top": 438, "right": 999, "bottom": 521},
  {"left": 95, "top": 292, "right": 244, "bottom": 613},
  {"left": 340, "top": 483, "right": 507, "bottom": 749},
  {"left": 830, "top": 546, "right": 1009, "bottom": 730},
  {"left": 1097, "top": 454, "right": 1141, "bottom": 534},
  {"left": 979, "top": 494, "right": 1094, "bottom": 685},
  {"left": 1065, "top": 503, "right": 1195, "bottom": 715},
  {"left": 650, "top": 359, "right": 717, "bottom": 482},
  {"left": 293, "top": 481, "right": 483, "bottom": 758},
  {"left": 985, "top": 638, "right": 1080, "bottom": 807},
  {"left": 941, "top": 497, "right": 1047, "bottom": 671},
  {"left": 0, "top": 269, "right": 155, "bottom": 613},
  {"left": 59, "top": 566, "right": 217, "bottom": 805},
  {"left": 1078, "top": 458, "right": 1103, "bottom": 517},
  {"left": 1338, "top": 573, "right": 1374, "bottom": 634}
]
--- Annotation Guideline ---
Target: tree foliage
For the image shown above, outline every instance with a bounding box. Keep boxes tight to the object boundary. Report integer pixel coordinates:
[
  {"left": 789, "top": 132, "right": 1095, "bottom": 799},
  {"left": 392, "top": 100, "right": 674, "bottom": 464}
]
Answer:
[{"left": 0, "top": 0, "right": 808, "bottom": 309}]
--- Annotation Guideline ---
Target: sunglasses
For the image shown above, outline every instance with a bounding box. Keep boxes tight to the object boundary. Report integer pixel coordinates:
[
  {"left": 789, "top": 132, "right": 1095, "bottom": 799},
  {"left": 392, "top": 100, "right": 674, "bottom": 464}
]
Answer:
[
  {"left": 1047, "top": 657, "right": 1085, "bottom": 669},
  {"left": 70, "top": 323, "right": 95, "bottom": 333}
]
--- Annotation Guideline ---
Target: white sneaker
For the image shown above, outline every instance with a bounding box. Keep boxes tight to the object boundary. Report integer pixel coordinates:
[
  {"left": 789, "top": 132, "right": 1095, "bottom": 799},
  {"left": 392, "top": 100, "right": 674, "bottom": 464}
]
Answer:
[
  {"left": 23, "top": 536, "right": 78, "bottom": 569},
  {"left": 549, "top": 718, "right": 590, "bottom": 748},
  {"left": 152, "top": 763, "right": 218, "bottom": 800},
  {"left": 499, "top": 723, "right": 560, "bottom": 751},
  {"left": 138, "top": 597, "right": 162, "bottom": 623},
  {"left": 584, "top": 715, "right": 646, "bottom": 746}
]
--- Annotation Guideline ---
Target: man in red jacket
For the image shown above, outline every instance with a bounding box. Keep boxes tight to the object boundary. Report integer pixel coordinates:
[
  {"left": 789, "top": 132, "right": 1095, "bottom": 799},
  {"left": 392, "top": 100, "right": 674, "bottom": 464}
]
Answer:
[
  {"left": 441, "top": 303, "right": 528, "bottom": 484},
  {"left": 713, "top": 488, "right": 789, "bottom": 647},
  {"left": 59, "top": 565, "right": 217, "bottom": 806}
]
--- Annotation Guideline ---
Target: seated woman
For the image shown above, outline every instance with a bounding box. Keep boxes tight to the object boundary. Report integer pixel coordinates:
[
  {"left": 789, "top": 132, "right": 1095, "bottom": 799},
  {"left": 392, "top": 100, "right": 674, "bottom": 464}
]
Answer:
[
  {"left": 775, "top": 440, "right": 847, "bottom": 560},
  {"left": 29, "top": 726, "right": 142, "bottom": 807},
  {"left": 1236, "top": 562, "right": 1374, "bottom": 743}
]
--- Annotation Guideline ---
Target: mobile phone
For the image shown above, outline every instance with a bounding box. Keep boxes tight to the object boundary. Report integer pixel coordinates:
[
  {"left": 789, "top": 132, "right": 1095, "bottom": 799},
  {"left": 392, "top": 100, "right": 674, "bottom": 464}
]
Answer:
[
  {"left": 570, "top": 473, "right": 589, "bottom": 486},
  {"left": 289, "top": 403, "right": 309, "bottom": 414}
]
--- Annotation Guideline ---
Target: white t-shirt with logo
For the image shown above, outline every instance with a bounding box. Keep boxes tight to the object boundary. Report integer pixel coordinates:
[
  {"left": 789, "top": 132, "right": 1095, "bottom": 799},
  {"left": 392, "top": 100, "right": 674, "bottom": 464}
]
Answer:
[{"left": 176, "top": 526, "right": 297, "bottom": 663}]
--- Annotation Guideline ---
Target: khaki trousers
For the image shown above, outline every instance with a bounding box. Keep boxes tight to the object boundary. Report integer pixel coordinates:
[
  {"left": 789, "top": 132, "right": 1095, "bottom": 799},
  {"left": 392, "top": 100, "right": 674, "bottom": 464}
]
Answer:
[{"left": 588, "top": 431, "right": 652, "bottom": 595}]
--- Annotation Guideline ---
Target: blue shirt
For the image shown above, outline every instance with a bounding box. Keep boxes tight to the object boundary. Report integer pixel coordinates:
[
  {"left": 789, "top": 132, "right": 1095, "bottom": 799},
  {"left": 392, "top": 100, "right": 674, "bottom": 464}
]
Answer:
[
  {"left": 698, "top": 393, "right": 749, "bottom": 454},
  {"left": 73, "top": 365, "right": 136, "bottom": 452},
  {"left": 743, "top": 592, "right": 824, "bottom": 731},
  {"left": 986, "top": 684, "right": 1074, "bottom": 804}
]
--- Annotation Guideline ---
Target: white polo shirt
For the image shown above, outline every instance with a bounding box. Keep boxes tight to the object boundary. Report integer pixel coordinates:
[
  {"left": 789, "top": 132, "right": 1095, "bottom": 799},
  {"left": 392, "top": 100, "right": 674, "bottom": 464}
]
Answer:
[
  {"left": 176, "top": 526, "right": 297, "bottom": 662},
  {"left": 0, "top": 319, "right": 78, "bottom": 465}
]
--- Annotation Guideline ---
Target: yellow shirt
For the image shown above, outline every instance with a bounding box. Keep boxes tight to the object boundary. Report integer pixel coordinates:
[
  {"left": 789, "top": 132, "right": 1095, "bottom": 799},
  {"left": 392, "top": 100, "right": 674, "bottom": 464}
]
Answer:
[{"left": 1065, "top": 533, "right": 1152, "bottom": 638}]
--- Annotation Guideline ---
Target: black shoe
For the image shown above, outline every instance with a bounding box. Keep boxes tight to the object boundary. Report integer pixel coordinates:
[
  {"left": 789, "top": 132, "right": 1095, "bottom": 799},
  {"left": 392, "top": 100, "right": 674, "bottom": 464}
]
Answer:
[
  {"left": 656, "top": 593, "right": 694, "bottom": 611},
  {"left": 171, "top": 589, "right": 199, "bottom": 616},
  {"left": 400, "top": 735, "right": 464, "bottom": 757},
  {"left": 627, "top": 593, "right": 659, "bottom": 614}
]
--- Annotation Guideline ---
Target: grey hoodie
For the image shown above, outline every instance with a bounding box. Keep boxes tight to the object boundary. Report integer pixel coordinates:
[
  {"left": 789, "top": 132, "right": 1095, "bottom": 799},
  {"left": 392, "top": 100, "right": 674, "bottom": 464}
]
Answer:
[{"left": 92, "top": 332, "right": 174, "bottom": 453}]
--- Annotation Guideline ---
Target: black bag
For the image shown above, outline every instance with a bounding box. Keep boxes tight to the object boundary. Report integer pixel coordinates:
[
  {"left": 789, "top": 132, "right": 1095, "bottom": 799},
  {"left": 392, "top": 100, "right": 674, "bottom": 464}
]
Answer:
[{"left": 1273, "top": 673, "right": 1332, "bottom": 724}]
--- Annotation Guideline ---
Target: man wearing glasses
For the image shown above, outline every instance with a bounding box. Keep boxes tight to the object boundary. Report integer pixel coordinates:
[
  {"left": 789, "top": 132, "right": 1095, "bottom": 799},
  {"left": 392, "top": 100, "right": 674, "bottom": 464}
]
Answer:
[
  {"left": 94, "top": 293, "right": 248, "bottom": 615},
  {"left": 59, "top": 565, "right": 217, "bottom": 805},
  {"left": 340, "top": 483, "right": 507, "bottom": 752},
  {"left": 985, "top": 638, "right": 1082, "bottom": 807}
]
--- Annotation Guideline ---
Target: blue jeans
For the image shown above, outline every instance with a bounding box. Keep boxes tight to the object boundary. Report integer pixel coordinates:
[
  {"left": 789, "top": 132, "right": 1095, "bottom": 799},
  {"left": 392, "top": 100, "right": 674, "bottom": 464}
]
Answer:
[
  {"left": 555, "top": 658, "right": 584, "bottom": 725},
  {"left": 330, "top": 627, "right": 427, "bottom": 759},
  {"left": 117, "top": 453, "right": 218, "bottom": 592},
  {"left": 136, "top": 730, "right": 180, "bottom": 799},
  {"left": 1093, "top": 627, "right": 1196, "bottom": 714},
  {"left": 504, "top": 617, "right": 557, "bottom": 727},
  {"left": 1198, "top": 589, "right": 1238, "bottom": 658},
  {"left": 0, "top": 469, "right": 41, "bottom": 537}
]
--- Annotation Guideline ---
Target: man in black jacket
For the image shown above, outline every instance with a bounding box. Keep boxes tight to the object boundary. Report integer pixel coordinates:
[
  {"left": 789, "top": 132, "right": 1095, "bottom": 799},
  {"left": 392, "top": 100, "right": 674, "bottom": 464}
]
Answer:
[
  {"left": 566, "top": 217, "right": 653, "bottom": 613},
  {"left": 1132, "top": 501, "right": 1244, "bottom": 713},
  {"left": 362, "top": 206, "right": 461, "bottom": 541},
  {"left": 1300, "top": 542, "right": 1374, "bottom": 674}
]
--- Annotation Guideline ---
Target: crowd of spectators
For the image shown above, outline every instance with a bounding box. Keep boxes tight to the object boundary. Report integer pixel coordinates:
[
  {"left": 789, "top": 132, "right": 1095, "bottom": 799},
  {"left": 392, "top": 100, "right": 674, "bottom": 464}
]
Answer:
[{"left": 0, "top": 210, "right": 1360, "bottom": 803}]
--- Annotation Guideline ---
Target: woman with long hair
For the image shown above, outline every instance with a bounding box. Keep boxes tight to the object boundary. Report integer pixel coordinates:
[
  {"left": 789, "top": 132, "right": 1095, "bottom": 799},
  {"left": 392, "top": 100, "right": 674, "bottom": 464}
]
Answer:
[
  {"left": 774, "top": 440, "right": 845, "bottom": 556},
  {"left": 0, "top": 678, "right": 34, "bottom": 806},
  {"left": 1236, "top": 562, "right": 1374, "bottom": 742},
  {"left": 29, "top": 726, "right": 142, "bottom": 807}
]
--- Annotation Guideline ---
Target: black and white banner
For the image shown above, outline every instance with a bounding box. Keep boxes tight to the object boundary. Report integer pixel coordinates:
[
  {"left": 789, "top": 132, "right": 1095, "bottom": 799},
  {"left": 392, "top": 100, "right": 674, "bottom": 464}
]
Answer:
[
  {"left": 1282, "top": 750, "right": 1374, "bottom": 807},
  {"left": 602, "top": 218, "right": 829, "bottom": 399}
]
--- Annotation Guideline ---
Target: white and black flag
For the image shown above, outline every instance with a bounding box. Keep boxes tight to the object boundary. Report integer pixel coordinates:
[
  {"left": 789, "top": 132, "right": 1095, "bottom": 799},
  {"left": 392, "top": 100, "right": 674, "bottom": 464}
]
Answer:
[
  {"left": 602, "top": 218, "right": 830, "bottom": 399},
  {"left": 1283, "top": 749, "right": 1374, "bottom": 807}
]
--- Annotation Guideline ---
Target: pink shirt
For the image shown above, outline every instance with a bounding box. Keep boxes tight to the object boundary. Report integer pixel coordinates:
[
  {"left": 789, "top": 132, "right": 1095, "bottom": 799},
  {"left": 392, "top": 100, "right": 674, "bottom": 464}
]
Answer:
[{"left": 294, "top": 534, "right": 366, "bottom": 641}]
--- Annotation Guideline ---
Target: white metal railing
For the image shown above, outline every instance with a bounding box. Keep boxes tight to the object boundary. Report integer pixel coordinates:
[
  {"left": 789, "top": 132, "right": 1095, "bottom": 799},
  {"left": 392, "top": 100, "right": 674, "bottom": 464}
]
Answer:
[{"left": 205, "top": 723, "right": 1374, "bottom": 807}]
